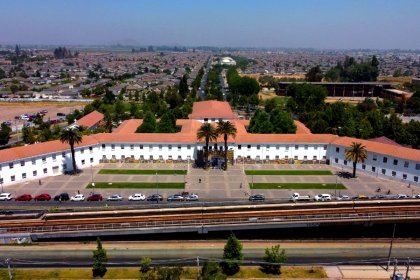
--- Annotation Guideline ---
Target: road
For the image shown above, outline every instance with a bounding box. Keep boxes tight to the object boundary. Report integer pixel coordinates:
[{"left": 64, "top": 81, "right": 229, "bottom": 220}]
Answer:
[
  {"left": 2, "top": 240, "right": 420, "bottom": 267},
  {"left": 198, "top": 55, "right": 212, "bottom": 100}
]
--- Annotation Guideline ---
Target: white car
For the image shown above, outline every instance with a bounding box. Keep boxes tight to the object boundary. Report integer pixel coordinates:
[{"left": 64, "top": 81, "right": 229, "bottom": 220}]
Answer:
[
  {"left": 70, "top": 194, "right": 85, "bottom": 201},
  {"left": 107, "top": 194, "right": 123, "bottom": 201},
  {"left": 128, "top": 193, "right": 146, "bottom": 201},
  {"left": 0, "top": 193, "right": 13, "bottom": 201},
  {"left": 413, "top": 194, "right": 420, "bottom": 199},
  {"left": 186, "top": 193, "right": 199, "bottom": 201},
  {"left": 314, "top": 194, "right": 332, "bottom": 201},
  {"left": 336, "top": 195, "right": 350, "bottom": 201}
]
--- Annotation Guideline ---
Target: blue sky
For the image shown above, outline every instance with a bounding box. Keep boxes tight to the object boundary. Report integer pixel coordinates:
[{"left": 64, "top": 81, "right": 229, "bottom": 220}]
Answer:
[{"left": 1, "top": 0, "right": 419, "bottom": 49}]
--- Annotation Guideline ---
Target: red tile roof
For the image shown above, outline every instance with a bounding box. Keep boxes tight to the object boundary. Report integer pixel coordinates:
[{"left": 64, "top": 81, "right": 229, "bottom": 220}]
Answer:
[
  {"left": 369, "top": 136, "right": 401, "bottom": 147},
  {"left": 188, "top": 101, "right": 236, "bottom": 119},
  {"left": 114, "top": 119, "right": 143, "bottom": 134},
  {"left": 332, "top": 137, "right": 420, "bottom": 162},
  {"left": 77, "top": 111, "right": 104, "bottom": 129}
]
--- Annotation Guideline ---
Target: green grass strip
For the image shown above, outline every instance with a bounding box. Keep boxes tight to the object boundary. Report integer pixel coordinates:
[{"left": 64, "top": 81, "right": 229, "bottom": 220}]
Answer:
[
  {"left": 250, "top": 183, "right": 346, "bottom": 190},
  {"left": 245, "top": 170, "right": 332, "bottom": 176},
  {"left": 87, "top": 182, "right": 185, "bottom": 189},
  {"left": 98, "top": 169, "right": 187, "bottom": 175}
]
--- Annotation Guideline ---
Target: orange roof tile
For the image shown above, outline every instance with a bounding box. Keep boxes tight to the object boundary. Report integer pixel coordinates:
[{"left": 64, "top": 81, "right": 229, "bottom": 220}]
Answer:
[
  {"left": 188, "top": 101, "right": 236, "bottom": 119},
  {"left": 236, "top": 134, "right": 339, "bottom": 144},
  {"left": 93, "top": 133, "right": 197, "bottom": 143},
  {"left": 114, "top": 119, "right": 143, "bottom": 134},
  {"left": 332, "top": 137, "right": 420, "bottom": 162},
  {"left": 77, "top": 111, "right": 104, "bottom": 129}
]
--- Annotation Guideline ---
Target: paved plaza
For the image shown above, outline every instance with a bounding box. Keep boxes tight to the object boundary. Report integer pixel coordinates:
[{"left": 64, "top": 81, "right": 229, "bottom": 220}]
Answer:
[{"left": 3, "top": 162, "right": 419, "bottom": 201}]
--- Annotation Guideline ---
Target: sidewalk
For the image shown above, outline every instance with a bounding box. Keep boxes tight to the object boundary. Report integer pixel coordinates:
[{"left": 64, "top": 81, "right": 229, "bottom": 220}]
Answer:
[{"left": 326, "top": 265, "right": 419, "bottom": 279}]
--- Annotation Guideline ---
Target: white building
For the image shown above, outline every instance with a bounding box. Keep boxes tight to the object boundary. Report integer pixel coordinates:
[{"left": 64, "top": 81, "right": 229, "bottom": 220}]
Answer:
[
  {"left": 0, "top": 101, "right": 419, "bottom": 187},
  {"left": 219, "top": 57, "right": 236, "bottom": 66}
]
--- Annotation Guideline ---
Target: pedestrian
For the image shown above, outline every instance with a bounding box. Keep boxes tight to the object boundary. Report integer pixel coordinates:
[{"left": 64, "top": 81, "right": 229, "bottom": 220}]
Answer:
[
  {"left": 38, "top": 179, "right": 42, "bottom": 185},
  {"left": 408, "top": 183, "right": 411, "bottom": 188},
  {"left": 77, "top": 190, "right": 80, "bottom": 194},
  {"left": 199, "top": 178, "right": 201, "bottom": 183},
  {"left": 240, "top": 183, "right": 242, "bottom": 188}
]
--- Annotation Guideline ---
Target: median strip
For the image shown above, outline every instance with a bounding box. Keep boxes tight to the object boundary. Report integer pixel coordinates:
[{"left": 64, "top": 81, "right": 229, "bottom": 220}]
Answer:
[
  {"left": 98, "top": 169, "right": 187, "bottom": 175},
  {"left": 249, "top": 183, "right": 346, "bottom": 189},
  {"left": 87, "top": 182, "right": 185, "bottom": 189},
  {"left": 245, "top": 170, "right": 333, "bottom": 175}
]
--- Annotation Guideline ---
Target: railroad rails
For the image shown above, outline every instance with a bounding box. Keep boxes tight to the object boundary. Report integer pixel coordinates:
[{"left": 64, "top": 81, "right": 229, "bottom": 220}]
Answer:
[{"left": 2, "top": 200, "right": 420, "bottom": 236}]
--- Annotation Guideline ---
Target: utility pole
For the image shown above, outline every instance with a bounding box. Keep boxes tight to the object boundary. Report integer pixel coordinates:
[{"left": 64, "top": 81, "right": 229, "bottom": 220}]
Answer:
[
  {"left": 392, "top": 258, "right": 397, "bottom": 280},
  {"left": 5, "top": 258, "right": 12, "bottom": 280},
  {"left": 405, "top": 258, "right": 410, "bottom": 280},
  {"left": 196, "top": 256, "right": 200, "bottom": 280},
  {"left": 387, "top": 224, "right": 397, "bottom": 271}
]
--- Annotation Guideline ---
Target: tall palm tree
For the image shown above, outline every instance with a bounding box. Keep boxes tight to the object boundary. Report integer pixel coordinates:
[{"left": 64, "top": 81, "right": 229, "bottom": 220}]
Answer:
[
  {"left": 345, "top": 142, "right": 368, "bottom": 178},
  {"left": 60, "top": 128, "right": 83, "bottom": 174},
  {"left": 196, "top": 122, "right": 218, "bottom": 168},
  {"left": 217, "top": 120, "right": 237, "bottom": 170}
]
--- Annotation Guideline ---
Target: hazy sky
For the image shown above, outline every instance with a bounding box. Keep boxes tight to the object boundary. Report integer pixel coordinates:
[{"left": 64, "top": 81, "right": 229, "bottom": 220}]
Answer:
[{"left": 1, "top": 0, "right": 419, "bottom": 49}]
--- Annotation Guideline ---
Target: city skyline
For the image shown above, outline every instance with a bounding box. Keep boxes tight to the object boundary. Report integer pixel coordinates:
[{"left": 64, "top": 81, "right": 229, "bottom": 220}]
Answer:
[{"left": 1, "top": 0, "right": 419, "bottom": 50}]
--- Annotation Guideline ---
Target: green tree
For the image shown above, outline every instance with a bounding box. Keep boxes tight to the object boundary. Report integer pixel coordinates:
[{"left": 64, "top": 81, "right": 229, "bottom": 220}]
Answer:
[
  {"left": 345, "top": 142, "right": 368, "bottom": 178},
  {"left": 260, "top": 245, "right": 287, "bottom": 275},
  {"left": 92, "top": 237, "right": 108, "bottom": 278},
  {"left": 22, "top": 125, "right": 36, "bottom": 144},
  {"left": 104, "top": 112, "right": 113, "bottom": 133},
  {"left": 305, "top": 65, "right": 323, "bottom": 82},
  {"left": 216, "top": 120, "right": 237, "bottom": 170},
  {"left": 196, "top": 123, "right": 218, "bottom": 168},
  {"left": 269, "top": 109, "right": 296, "bottom": 133},
  {"left": 59, "top": 128, "right": 83, "bottom": 174},
  {"left": 140, "top": 256, "right": 152, "bottom": 273},
  {"left": 178, "top": 74, "right": 189, "bottom": 99},
  {"left": 0, "top": 123, "right": 12, "bottom": 145},
  {"left": 136, "top": 111, "right": 157, "bottom": 133},
  {"left": 156, "top": 111, "right": 176, "bottom": 133},
  {"left": 221, "top": 232, "right": 243, "bottom": 275},
  {"left": 201, "top": 261, "right": 227, "bottom": 280},
  {"left": 154, "top": 267, "right": 183, "bottom": 280}
]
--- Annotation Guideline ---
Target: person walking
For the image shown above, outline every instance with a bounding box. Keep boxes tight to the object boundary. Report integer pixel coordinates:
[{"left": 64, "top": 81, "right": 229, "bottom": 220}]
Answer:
[
  {"left": 38, "top": 179, "right": 42, "bottom": 185},
  {"left": 240, "top": 183, "right": 242, "bottom": 188},
  {"left": 199, "top": 178, "right": 201, "bottom": 183}
]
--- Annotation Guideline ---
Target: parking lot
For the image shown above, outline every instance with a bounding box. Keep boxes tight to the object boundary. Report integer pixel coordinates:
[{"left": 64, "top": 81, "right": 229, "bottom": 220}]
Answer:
[{"left": 1, "top": 162, "right": 419, "bottom": 204}]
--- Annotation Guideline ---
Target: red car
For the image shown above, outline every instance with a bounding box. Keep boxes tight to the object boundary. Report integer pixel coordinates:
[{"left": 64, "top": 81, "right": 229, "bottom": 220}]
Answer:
[
  {"left": 15, "top": 194, "right": 32, "bottom": 201},
  {"left": 34, "top": 193, "right": 51, "bottom": 201},
  {"left": 87, "top": 194, "right": 103, "bottom": 201}
]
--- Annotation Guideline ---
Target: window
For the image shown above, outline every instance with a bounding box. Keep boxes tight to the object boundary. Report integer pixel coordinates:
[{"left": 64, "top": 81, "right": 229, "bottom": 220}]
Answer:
[
  {"left": 149, "top": 145, "right": 153, "bottom": 151},
  {"left": 11, "top": 175, "right": 15, "bottom": 182},
  {"left": 101, "top": 144, "right": 105, "bottom": 150},
  {"left": 393, "top": 159, "right": 398, "bottom": 166},
  {"left": 362, "top": 164, "right": 366, "bottom": 170},
  {"left": 159, "top": 155, "right": 163, "bottom": 160},
  {"left": 323, "top": 145, "right": 327, "bottom": 150},
  {"left": 266, "top": 155, "right": 269, "bottom": 159},
  {"left": 322, "top": 155, "right": 326, "bottom": 160},
  {"left": 102, "top": 155, "right": 106, "bottom": 159},
  {"left": 372, "top": 166, "right": 376, "bottom": 172},
  {"left": 285, "top": 155, "right": 289, "bottom": 160},
  {"left": 303, "top": 155, "right": 307, "bottom": 160},
  {"left": 178, "top": 155, "right": 182, "bottom": 160},
  {"left": 112, "top": 155, "right": 116, "bottom": 159},
  {"left": 62, "top": 152, "right": 66, "bottom": 157},
  {"left": 314, "top": 146, "right": 318, "bottom": 150},
  {"left": 276, "top": 145, "right": 280, "bottom": 150},
  {"left": 111, "top": 144, "right": 115, "bottom": 151},
  {"left": 140, "top": 155, "right": 144, "bottom": 160},
  {"left": 32, "top": 159, "right": 36, "bottom": 165},
  {"left": 336, "top": 147, "right": 340, "bottom": 153},
  {"left": 168, "top": 145, "right": 172, "bottom": 151},
  {"left": 33, "top": 170, "right": 37, "bottom": 176},
  {"left": 373, "top": 155, "right": 377, "bottom": 161},
  {"left": 130, "top": 144, "right": 134, "bottom": 150},
  {"left": 140, "top": 145, "right": 143, "bottom": 149},
  {"left": 295, "top": 145, "right": 299, "bottom": 150},
  {"left": 42, "top": 157, "right": 47, "bottom": 163},
  {"left": 81, "top": 159, "right": 85, "bottom": 165},
  {"left": 285, "top": 145, "right": 289, "bottom": 151},
  {"left": 22, "top": 173, "right": 26, "bottom": 179},
  {"left": 43, "top": 168, "right": 47, "bottom": 174},
  {"left": 89, "top": 146, "right": 93, "bottom": 153},
  {"left": 238, "top": 145, "right": 241, "bottom": 150},
  {"left": 404, "top": 161, "right": 409, "bottom": 168},
  {"left": 344, "top": 160, "right": 347, "bottom": 165},
  {"left": 304, "top": 145, "right": 308, "bottom": 150},
  {"left": 0, "top": 178, "right": 3, "bottom": 184},
  {"left": 257, "top": 145, "right": 260, "bottom": 150},
  {"left": 414, "top": 176, "right": 418, "bottom": 182},
  {"left": 392, "top": 171, "right": 396, "bottom": 177},
  {"left": 90, "top": 158, "right": 93, "bottom": 163},
  {"left": 20, "top": 160, "right": 25, "bottom": 166},
  {"left": 9, "top": 162, "right": 14, "bottom": 169},
  {"left": 381, "top": 169, "right": 386, "bottom": 175},
  {"left": 121, "top": 144, "right": 124, "bottom": 149},
  {"left": 403, "top": 174, "right": 407, "bottom": 180},
  {"left": 313, "top": 156, "right": 317, "bottom": 160},
  {"left": 416, "top": 164, "right": 420, "bottom": 170},
  {"left": 275, "top": 155, "right": 279, "bottom": 159},
  {"left": 335, "top": 158, "right": 338, "bottom": 163},
  {"left": 159, "top": 145, "right": 162, "bottom": 151},
  {"left": 247, "top": 145, "right": 251, "bottom": 150},
  {"left": 383, "top": 157, "right": 387, "bottom": 163},
  {"left": 52, "top": 154, "right": 56, "bottom": 161},
  {"left": 187, "top": 145, "right": 191, "bottom": 150},
  {"left": 80, "top": 148, "right": 84, "bottom": 154},
  {"left": 149, "top": 155, "right": 153, "bottom": 160},
  {"left": 294, "top": 155, "right": 298, "bottom": 160}
]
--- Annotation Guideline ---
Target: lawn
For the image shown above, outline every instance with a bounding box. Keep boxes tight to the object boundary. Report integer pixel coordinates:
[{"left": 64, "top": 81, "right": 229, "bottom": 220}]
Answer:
[
  {"left": 0, "top": 266, "right": 326, "bottom": 279},
  {"left": 250, "top": 183, "right": 346, "bottom": 190},
  {"left": 98, "top": 169, "right": 187, "bottom": 175},
  {"left": 245, "top": 170, "right": 332, "bottom": 176},
  {"left": 87, "top": 182, "right": 185, "bottom": 189}
]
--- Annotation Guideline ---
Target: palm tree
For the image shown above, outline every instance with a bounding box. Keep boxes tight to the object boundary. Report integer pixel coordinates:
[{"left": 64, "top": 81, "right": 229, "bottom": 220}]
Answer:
[
  {"left": 217, "top": 120, "right": 237, "bottom": 170},
  {"left": 60, "top": 128, "right": 83, "bottom": 174},
  {"left": 345, "top": 142, "right": 368, "bottom": 178},
  {"left": 196, "top": 123, "right": 218, "bottom": 168}
]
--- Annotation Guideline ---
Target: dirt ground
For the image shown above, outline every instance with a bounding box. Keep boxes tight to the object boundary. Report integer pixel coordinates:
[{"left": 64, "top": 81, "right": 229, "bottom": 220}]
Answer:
[{"left": 0, "top": 101, "right": 86, "bottom": 126}]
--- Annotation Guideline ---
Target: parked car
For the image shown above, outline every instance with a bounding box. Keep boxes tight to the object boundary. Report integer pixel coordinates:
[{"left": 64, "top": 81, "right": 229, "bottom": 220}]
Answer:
[
  {"left": 336, "top": 195, "right": 350, "bottom": 201},
  {"left": 107, "top": 194, "right": 123, "bottom": 201},
  {"left": 167, "top": 194, "right": 184, "bottom": 202},
  {"left": 57, "top": 112, "right": 66, "bottom": 117},
  {"left": 54, "top": 192, "right": 70, "bottom": 201},
  {"left": 186, "top": 193, "right": 199, "bottom": 201},
  {"left": 314, "top": 194, "right": 332, "bottom": 201},
  {"left": 146, "top": 194, "right": 163, "bottom": 202},
  {"left": 413, "top": 194, "right": 420, "bottom": 199},
  {"left": 87, "top": 194, "right": 103, "bottom": 201},
  {"left": 2, "top": 121, "right": 12, "bottom": 126},
  {"left": 34, "top": 193, "right": 51, "bottom": 201},
  {"left": 397, "top": 194, "right": 409, "bottom": 199},
  {"left": 249, "top": 194, "right": 265, "bottom": 202},
  {"left": 70, "top": 194, "right": 85, "bottom": 201},
  {"left": 353, "top": 194, "right": 369, "bottom": 200},
  {"left": 128, "top": 193, "right": 146, "bottom": 201},
  {"left": 0, "top": 193, "right": 13, "bottom": 201},
  {"left": 15, "top": 194, "right": 32, "bottom": 201}
]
